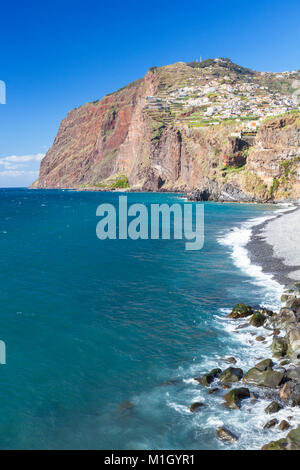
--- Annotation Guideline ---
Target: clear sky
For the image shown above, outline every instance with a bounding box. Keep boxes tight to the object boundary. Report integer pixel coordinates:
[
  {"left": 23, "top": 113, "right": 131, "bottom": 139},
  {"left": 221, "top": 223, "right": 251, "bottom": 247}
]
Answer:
[{"left": 0, "top": 0, "right": 300, "bottom": 186}]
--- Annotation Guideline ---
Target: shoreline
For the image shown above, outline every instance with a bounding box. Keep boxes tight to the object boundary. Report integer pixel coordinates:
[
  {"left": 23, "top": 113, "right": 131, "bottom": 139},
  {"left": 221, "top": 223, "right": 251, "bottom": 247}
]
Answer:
[{"left": 247, "top": 202, "right": 300, "bottom": 287}]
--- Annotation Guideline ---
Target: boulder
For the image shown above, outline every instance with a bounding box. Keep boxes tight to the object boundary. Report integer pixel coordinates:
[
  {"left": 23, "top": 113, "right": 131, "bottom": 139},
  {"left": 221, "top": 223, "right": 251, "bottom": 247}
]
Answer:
[
  {"left": 286, "top": 424, "right": 300, "bottom": 450},
  {"left": 290, "top": 297, "right": 300, "bottom": 312},
  {"left": 208, "top": 387, "right": 220, "bottom": 395},
  {"left": 195, "top": 368, "right": 222, "bottom": 386},
  {"left": 271, "top": 337, "right": 288, "bottom": 358},
  {"left": 223, "top": 357, "right": 237, "bottom": 364},
  {"left": 250, "top": 311, "right": 266, "bottom": 327},
  {"left": 279, "top": 381, "right": 300, "bottom": 406},
  {"left": 256, "top": 308, "right": 274, "bottom": 317},
  {"left": 285, "top": 367, "right": 300, "bottom": 383},
  {"left": 263, "top": 419, "right": 279, "bottom": 429},
  {"left": 265, "top": 401, "right": 282, "bottom": 414},
  {"left": 279, "top": 420, "right": 291, "bottom": 431},
  {"left": 190, "top": 402, "right": 205, "bottom": 412},
  {"left": 261, "top": 438, "right": 288, "bottom": 450},
  {"left": 255, "top": 358, "right": 274, "bottom": 372},
  {"left": 256, "top": 336, "right": 265, "bottom": 342},
  {"left": 243, "top": 368, "right": 284, "bottom": 388},
  {"left": 219, "top": 367, "right": 243, "bottom": 383},
  {"left": 216, "top": 426, "right": 238, "bottom": 443},
  {"left": 223, "top": 387, "right": 250, "bottom": 409},
  {"left": 226, "top": 303, "right": 253, "bottom": 319},
  {"left": 287, "top": 328, "right": 300, "bottom": 358}
]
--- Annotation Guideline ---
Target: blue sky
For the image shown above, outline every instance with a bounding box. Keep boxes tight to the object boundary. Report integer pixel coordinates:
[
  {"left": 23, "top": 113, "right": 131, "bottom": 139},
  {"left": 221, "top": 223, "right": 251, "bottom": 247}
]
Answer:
[{"left": 0, "top": 0, "right": 300, "bottom": 186}]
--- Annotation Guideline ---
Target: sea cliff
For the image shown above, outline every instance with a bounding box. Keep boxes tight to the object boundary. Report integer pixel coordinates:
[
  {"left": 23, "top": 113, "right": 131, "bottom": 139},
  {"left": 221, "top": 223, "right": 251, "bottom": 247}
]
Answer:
[{"left": 31, "top": 59, "right": 300, "bottom": 202}]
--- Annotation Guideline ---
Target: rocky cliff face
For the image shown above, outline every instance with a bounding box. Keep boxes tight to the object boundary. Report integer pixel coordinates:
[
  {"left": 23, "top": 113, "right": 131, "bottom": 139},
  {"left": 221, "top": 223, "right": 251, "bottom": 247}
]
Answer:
[{"left": 32, "top": 59, "right": 300, "bottom": 201}]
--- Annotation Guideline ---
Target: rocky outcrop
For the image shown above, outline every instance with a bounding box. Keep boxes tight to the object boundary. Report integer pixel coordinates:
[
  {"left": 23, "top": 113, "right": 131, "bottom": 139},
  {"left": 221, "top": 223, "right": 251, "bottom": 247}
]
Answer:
[{"left": 31, "top": 61, "right": 300, "bottom": 201}]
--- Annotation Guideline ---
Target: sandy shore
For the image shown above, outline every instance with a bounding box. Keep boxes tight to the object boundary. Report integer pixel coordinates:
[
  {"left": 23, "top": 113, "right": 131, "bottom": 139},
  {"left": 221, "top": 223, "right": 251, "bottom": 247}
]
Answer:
[{"left": 247, "top": 201, "right": 300, "bottom": 286}]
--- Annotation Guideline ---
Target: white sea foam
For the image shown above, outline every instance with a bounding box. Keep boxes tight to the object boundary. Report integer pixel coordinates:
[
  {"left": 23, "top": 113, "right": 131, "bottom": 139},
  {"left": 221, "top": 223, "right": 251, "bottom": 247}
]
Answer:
[{"left": 218, "top": 203, "right": 295, "bottom": 310}]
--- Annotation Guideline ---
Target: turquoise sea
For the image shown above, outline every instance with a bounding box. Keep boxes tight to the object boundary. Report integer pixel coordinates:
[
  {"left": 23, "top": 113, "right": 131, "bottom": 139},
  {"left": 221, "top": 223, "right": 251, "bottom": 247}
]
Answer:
[{"left": 0, "top": 189, "right": 286, "bottom": 449}]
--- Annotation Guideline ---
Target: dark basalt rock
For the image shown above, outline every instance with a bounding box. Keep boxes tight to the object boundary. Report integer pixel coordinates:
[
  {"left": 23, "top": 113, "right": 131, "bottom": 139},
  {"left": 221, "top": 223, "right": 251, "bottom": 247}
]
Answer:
[
  {"left": 219, "top": 367, "right": 243, "bottom": 384},
  {"left": 223, "top": 356, "right": 237, "bottom": 364},
  {"left": 223, "top": 387, "right": 250, "bottom": 409},
  {"left": 265, "top": 401, "right": 282, "bottom": 414},
  {"left": 217, "top": 426, "right": 238, "bottom": 443},
  {"left": 195, "top": 368, "right": 222, "bottom": 386},
  {"left": 226, "top": 303, "right": 253, "bottom": 319},
  {"left": 263, "top": 419, "right": 279, "bottom": 429},
  {"left": 190, "top": 402, "right": 205, "bottom": 412}
]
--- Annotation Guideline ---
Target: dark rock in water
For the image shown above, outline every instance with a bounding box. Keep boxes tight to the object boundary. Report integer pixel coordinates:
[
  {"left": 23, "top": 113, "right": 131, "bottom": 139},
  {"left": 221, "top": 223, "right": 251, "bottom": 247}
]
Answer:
[
  {"left": 254, "top": 358, "right": 274, "bottom": 372},
  {"left": 264, "top": 419, "right": 279, "bottom": 430},
  {"left": 256, "top": 336, "right": 265, "bottom": 342},
  {"left": 160, "top": 379, "right": 180, "bottom": 386},
  {"left": 280, "top": 381, "right": 300, "bottom": 405},
  {"left": 223, "top": 356, "right": 237, "bottom": 364},
  {"left": 227, "top": 304, "right": 253, "bottom": 319},
  {"left": 217, "top": 426, "right": 238, "bottom": 443},
  {"left": 187, "top": 189, "right": 210, "bottom": 201},
  {"left": 271, "top": 337, "right": 288, "bottom": 358},
  {"left": 243, "top": 367, "right": 284, "bottom": 388},
  {"left": 279, "top": 420, "right": 291, "bottom": 431},
  {"left": 235, "top": 323, "right": 249, "bottom": 330},
  {"left": 195, "top": 368, "right": 222, "bottom": 386},
  {"left": 190, "top": 402, "right": 205, "bottom": 412},
  {"left": 279, "top": 359, "right": 290, "bottom": 366},
  {"left": 250, "top": 311, "right": 266, "bottom": 327},
  {"left": 219, "top": 367, "right": 243, "bottom": 383},
  {"left": 223, "top": 387, "right": 250, "bottom": 409},
  {"left": 265, "top": 401, "right": 282, "bottom": 414},
  {"left": 208, "top": 387, "right": 220, "bottom": 395}
]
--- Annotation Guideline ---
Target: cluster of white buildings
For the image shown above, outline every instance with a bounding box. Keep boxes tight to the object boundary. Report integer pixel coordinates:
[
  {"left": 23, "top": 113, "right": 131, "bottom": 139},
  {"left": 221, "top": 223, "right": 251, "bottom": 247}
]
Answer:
[{"left": 145, "top": 68, "right": 299, "bottom": 130}]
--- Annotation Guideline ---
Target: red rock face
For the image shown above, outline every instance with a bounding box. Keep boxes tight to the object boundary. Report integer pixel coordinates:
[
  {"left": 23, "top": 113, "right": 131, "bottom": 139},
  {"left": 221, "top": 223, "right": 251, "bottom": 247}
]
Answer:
[{"left": 32, "top": 64, "right": 300, "bottom": 201}]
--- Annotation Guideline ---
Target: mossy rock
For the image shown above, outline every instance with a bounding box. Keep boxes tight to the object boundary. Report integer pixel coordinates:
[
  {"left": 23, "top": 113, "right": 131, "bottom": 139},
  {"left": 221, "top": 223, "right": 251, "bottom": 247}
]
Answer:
[
  {"left": 243, "top": 368, "right": 284, "bottom": 388},
  {"left": 223, "top": 387, "right": 250, "bottom": 409},
  {"left": 262, "top": 438, "right": 288, "bottom": 450},
  {"left": 254, "top": 358, "right": 274, "bottom": 372},
  {"left": 286, "top": 424, "right": 300, "bottom": 450},
  {"left": 265, "top": 401, "right": 282, "bottom": 414},
  {"left": 227, "top": 303, "right": 253, "bottom": 319},
  {"left": 271, "top": 337, "right": 288, "bottom": 358},
  {"left": 250, "top": 311, "right": 266, "bottom": 327},
  {"left": 219, "top": 367, "right": 243, "bottom": 383}
]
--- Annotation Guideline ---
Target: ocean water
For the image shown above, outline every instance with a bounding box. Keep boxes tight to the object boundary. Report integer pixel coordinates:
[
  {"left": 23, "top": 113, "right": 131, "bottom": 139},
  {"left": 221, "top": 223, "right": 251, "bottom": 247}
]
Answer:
[{"left": 0, "top": 188, "right": 293, "bottom": 449}]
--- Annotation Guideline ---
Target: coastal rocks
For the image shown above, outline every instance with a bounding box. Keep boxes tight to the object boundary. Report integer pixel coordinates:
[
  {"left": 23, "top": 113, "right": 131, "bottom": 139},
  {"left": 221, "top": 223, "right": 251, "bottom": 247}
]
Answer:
[
  {"left": 255, "top": 358, "right": 274, "bottom": 371},
  {"left": 279, "top": 381, "right": 300, "bottom": 406},
  {"left": 223, "top": 387, "right": 250, "bottom": 409},
  {"left": 285, "top": 367, "right": 300, "bottom": 383},
  {"left": 263, "top": 419, "right": 279, "bottom": 430},
  {"left": 287, "top": 328, "right": 300, "bottom": 358},
  {"left": 219, "top": 367, "right": 243, "bottom": 384},
  {"left": 264, "top": 425, "right": 300, "bottom": 450},
  {"left": 250, "top": 311, "right": 266, "bottom": 327},
  {"left": 279, "top": 420, "right": 291, "bottom": 431},
  {"left": 190, "top": 402, "right": 205, "bottom": 412},
  {"left": 271, "top": 337, "right": 288, "bottom": 358},
  {"left": 265, "top": 401, "right": 282, "bottom": 414},
  {"left": 256, "top": 336, "right": 265, "bottom": 341},
  {"left": 226, "top": 303, "right": 253, "bottom": 319},
  {"left": 195, "top": 368, "right": 222, "bottom": 386},
  {"left": 223, "top": 357, "right": 237, "bottom": 364},
  {"left": 243, "top": 366, "right": 284, "bottom": 388},
  {"left": 217, "top": 426, "right": 238, "bottom": 443}
]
